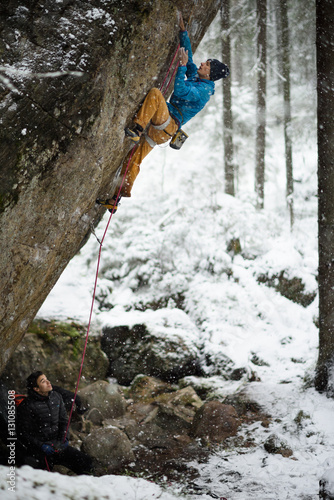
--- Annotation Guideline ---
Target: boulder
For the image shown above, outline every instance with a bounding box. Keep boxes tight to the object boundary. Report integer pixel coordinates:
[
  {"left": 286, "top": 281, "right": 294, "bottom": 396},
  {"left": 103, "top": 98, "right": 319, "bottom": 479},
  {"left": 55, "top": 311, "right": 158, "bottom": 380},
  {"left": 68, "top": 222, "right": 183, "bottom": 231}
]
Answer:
[
  {"left": 224, "top": 390, "right": 271, "bottom": 428},
  {"left": 127, "top": 420, "right": 210, "bottom": 481},
  {"left": 257, "top": 271, "right": 316, "bottom": 307},
  {"left": 153, "top": 403, "right": 193, "bottom": 434},
  {"left": 201, "top": 348, "right": 234, "bottom": 378},
  {"left": 264, "top": 434, "right": 293, "bottom": 458},
  {"left": 82, "top": 426, "right": 135, "bottom": 471},
  {"left": 0, "top": 1, "right": 220, "bottom": 374},
  {"left": 101, "top": 308, "right": 202, "bottom": 385},
  {"left": 129, "top": 422, "right": 175, "bottom": 449},
  {"left": 102, "top": 415, "right": 139, "bottom": 441},
  {"left": 151, "top": 386, "right": 203, "bottom": 433},
  {"left": 121, "top": 385, "right": 203, "bottom": 437},
  {"left": 127, "top": 402, "right": 158, "bottom": 425},
  {"left": 191, "top": 401, "right": 239, "bottom": 443},
  {"left": 85, "top": 408, "right": 104, "bottom": 427},
  {"left": 129, "top": 386, "right": 204, "bottom": 435},
  {"left": 161, "top": 386, "right": 203, "bottom": 410},
  {"left": 78, "top": 380, "right": 126, "bottom": 420},
  {"left": 127, "top": 375, "right": 175, "bottom": 402}
]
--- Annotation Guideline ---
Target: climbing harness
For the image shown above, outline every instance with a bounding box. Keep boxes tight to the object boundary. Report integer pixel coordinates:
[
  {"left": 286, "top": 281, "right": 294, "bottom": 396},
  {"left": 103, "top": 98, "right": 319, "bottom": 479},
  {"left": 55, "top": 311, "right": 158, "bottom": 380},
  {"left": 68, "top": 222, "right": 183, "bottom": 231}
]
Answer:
[
  {"left": 144, "top": 133, "right": 157, "bottom": 149},
  {"left": 144, "top": 116, "right": 174, "bottom": 149},
  {"left": 151, "top": 116, "right": 171, "bottom": 130},
  {"left": 148, "top": 78, "right": 191, "bottom": 150}
]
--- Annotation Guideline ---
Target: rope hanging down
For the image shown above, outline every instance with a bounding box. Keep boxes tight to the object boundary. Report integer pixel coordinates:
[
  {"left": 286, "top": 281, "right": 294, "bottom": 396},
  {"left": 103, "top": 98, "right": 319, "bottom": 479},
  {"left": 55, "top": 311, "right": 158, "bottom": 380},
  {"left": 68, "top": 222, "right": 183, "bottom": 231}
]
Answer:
[
  {"left": 160, "top": 43, "right": 180, "bottom": 95},
  {"left": 64, "top": 146, "right": 136, "bottom": 439},
  {"left": 64, "top": 43, "right": 181, "bottom": 440}
]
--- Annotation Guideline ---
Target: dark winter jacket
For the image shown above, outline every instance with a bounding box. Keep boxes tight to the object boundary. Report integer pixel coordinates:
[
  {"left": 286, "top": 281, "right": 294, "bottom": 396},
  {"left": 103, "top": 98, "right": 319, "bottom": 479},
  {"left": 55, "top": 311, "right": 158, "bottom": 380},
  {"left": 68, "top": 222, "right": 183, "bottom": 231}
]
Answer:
[
  {"left": 167, "top": 30, "right": 215, "bottom": 127},
  {"left": 17, "top": 389, "right": 68, "bottom": 453},
  {"left": 53, "top": 385, "right": 84, "bottom": 413}
]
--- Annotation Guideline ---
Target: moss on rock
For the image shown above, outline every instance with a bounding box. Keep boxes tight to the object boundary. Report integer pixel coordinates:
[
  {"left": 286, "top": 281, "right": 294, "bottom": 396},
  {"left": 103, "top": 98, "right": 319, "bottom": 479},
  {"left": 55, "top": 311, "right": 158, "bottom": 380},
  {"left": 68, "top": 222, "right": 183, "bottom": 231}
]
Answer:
[{"left": 0, "top": 320, "right": 109, "bottom": 392}]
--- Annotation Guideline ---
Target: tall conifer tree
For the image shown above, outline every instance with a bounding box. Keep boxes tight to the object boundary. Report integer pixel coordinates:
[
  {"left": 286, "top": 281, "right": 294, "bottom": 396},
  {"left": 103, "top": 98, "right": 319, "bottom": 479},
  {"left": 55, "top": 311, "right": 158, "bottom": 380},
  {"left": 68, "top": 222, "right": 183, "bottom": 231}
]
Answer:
[
  {"left": 255, "top": 0, "right": 267, "bottom": 209},
  {"left": 221, "top": 0, "right": 235, "bottom": 196},
  {"left": 315, "top": 0, "right": 334, "bottom": 394}
]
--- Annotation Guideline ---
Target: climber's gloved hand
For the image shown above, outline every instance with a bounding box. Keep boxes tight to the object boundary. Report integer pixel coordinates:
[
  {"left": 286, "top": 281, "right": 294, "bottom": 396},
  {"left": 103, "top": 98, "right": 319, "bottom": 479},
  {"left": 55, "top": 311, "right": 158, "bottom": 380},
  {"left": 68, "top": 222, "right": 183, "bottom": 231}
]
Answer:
[
  {"left": 54, "top": 439, "right": 69, "bottom": 453},
  {"left": 41, "top": 443, "right": 55, "bottom": 456}
]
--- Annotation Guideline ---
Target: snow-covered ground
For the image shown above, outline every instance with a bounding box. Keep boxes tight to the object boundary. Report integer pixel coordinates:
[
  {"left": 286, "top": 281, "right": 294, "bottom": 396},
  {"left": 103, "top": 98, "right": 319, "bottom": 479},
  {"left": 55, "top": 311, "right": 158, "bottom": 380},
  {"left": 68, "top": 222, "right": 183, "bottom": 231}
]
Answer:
[
  {"left": 0, "top": 465, "right": 185, "bottom": 500},
  {"left": 2, "top": 15, "right": 333, "bottom": 500}
]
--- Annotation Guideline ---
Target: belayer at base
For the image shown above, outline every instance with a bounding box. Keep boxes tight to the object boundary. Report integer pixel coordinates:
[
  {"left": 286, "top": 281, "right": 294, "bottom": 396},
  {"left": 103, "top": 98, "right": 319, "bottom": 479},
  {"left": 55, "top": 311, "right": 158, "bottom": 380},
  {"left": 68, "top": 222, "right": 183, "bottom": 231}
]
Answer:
[
  {"left": 97, "top": 12, "right": 229, "bottom": 213},
  {"left": 17, "top": 371, "right": 93, "bottom": 474}
]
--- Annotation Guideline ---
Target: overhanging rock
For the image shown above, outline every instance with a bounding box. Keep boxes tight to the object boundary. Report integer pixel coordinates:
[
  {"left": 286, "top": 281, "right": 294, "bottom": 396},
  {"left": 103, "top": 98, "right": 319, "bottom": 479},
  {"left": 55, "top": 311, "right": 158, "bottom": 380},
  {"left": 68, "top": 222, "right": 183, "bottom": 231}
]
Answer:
[{"left": 0, "top": 0, "right": 220, "bottom": 372}]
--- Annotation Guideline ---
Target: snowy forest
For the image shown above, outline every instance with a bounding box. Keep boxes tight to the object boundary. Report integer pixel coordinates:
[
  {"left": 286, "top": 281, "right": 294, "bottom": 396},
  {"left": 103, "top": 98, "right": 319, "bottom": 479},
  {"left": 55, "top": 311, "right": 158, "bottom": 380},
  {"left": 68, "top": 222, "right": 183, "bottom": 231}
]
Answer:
[{"left": 1, "top": 0, "right": 334, "bottom": 499}]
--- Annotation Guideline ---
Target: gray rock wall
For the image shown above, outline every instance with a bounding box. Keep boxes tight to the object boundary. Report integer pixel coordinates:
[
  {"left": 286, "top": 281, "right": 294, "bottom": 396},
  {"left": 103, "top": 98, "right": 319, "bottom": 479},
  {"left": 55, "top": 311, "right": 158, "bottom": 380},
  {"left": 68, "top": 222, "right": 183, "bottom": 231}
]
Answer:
[{"left": 0, "top": 0, "right": 221, "bottom": 372}]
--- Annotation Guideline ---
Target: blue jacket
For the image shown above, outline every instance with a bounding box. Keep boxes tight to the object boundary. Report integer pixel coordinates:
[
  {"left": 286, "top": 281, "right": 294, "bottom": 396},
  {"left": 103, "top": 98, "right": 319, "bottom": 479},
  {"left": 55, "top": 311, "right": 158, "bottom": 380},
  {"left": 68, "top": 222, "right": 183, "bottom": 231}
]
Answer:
[{"left": 167, "top": 30, "right": 215, "bottom": 128}]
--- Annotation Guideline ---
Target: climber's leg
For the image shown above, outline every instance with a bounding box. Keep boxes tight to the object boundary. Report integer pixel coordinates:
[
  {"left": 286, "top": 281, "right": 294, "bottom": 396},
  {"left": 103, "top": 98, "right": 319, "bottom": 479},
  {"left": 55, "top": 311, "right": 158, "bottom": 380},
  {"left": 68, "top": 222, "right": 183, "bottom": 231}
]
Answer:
[
  {"left": 134, "top": 88, "right": 170, "bottom": 131},
  {"left": 118, "top": 136, "right": 153, "bottom": 197},
  {"left": 120, "top": 88, "right": 179, "bottom": 197}
]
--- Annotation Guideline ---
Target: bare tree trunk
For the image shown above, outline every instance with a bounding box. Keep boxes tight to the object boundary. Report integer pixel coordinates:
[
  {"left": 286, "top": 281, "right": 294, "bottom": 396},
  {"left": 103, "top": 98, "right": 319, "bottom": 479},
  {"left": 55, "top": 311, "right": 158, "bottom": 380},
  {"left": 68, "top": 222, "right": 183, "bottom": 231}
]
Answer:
[
  {"left": 279, "top": 0, "right": 294, "bottom": 227},
  {"left": 315, "top": 0, "right": 334, "bottom": 394},
  {"left": 221, "top": 0, "right": 235, "bottom": 196},
  {"left": 275, "top": 0, "right": 283, "bottom": 97},
  {"left": 255, "top": 0, "right": 267, "bottom": 209}
]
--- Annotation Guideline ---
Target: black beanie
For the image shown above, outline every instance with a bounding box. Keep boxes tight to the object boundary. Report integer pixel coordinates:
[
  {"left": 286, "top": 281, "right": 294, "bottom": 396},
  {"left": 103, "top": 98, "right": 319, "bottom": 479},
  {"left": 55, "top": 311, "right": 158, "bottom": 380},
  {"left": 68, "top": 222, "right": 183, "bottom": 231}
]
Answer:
[{"left": 208, "top": 59, "right": 229, "bottom": 81}]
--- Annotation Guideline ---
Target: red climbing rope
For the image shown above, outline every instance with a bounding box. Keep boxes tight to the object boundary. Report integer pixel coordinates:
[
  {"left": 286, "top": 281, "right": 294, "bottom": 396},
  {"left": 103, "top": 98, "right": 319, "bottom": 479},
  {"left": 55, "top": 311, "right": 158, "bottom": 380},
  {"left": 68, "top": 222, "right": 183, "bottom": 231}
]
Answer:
[
  {"left": 160, "top": 43, "right": 180, "bottom": 95},
  {"left": 64, "top": 146, "right": 136, "bottom": 439},
  {"left": 44, "top": 456, "right": 51, "bottom": 472},
  {"left": 163, "top": 58, "right": 180, "bottom": 95},
  {"left": 64, "top": 41, "right": 182, "bottom": 440}
]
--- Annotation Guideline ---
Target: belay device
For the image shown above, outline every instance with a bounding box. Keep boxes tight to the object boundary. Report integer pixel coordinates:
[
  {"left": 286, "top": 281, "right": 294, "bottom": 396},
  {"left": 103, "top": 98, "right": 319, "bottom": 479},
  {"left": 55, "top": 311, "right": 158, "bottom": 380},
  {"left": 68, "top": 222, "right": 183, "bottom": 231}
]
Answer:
[{"left": 170, "top": 129, "right": 189, "bottom": 150}]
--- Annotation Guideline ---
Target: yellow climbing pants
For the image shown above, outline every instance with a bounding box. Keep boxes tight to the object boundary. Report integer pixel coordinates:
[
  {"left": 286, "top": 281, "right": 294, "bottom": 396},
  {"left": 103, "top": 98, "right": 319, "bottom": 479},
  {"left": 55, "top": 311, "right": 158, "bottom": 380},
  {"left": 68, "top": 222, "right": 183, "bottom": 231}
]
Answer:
[{"left": 118, "top": 88, "right": 179, "bottom": 197}]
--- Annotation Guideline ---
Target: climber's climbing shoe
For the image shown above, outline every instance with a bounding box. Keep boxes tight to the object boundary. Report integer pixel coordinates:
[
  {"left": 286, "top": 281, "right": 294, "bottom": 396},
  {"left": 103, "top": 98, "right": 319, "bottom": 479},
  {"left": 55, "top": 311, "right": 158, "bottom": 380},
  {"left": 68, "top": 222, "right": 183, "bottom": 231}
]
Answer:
[
  {"left": 96, "top": 195, "right": 120, "bottom": 213},
  {"left": 124, "top": 123, "right": 144, "bottom": 143}
]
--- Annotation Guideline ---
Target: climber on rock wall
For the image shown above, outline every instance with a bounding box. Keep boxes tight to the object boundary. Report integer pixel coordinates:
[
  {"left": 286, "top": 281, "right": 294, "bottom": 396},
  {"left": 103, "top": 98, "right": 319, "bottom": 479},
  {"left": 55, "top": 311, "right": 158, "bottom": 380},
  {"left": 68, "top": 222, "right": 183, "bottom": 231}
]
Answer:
[{"left": 96, "top": 12, "right": 229, "bottom": 213}]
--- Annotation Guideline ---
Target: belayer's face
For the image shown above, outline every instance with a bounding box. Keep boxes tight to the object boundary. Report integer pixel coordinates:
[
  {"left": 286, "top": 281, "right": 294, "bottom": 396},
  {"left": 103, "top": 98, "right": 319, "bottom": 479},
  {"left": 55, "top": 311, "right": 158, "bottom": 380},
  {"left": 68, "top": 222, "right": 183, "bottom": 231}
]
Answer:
[
  {"left": 35, "top": 374, "right": 53, "bottom": 396},
  {"left": 198, "top": 60, "right": 211, "bottom": 79}
]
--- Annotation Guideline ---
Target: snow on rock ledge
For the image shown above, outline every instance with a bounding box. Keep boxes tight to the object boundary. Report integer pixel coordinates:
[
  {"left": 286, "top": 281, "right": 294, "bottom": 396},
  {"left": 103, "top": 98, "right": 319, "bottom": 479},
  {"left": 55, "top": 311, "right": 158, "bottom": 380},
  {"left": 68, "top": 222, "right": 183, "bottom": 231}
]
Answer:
[{"left": 101, "top": 308, "right": 203, "bottom": 385}]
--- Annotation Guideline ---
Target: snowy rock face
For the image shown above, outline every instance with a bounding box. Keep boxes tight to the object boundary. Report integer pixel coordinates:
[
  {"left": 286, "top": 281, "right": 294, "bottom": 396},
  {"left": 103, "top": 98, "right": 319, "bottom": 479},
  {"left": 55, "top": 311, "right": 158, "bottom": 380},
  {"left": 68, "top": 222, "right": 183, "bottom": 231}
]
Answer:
[
  {"left": 0, "top": 0, "right": 219, "bottom": 373},
  {"left": 101, "top": 309, "right": 202, "bottom": 385}
]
